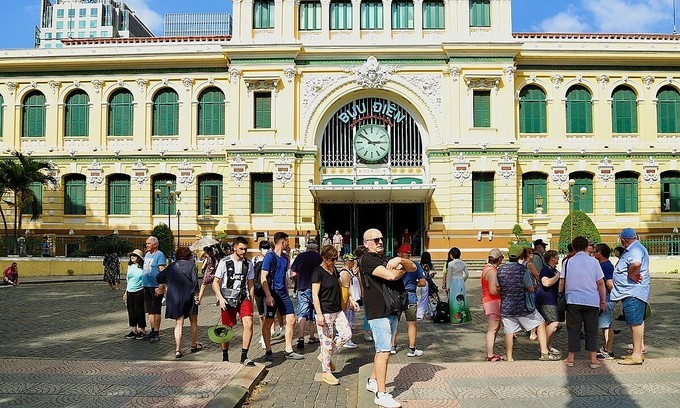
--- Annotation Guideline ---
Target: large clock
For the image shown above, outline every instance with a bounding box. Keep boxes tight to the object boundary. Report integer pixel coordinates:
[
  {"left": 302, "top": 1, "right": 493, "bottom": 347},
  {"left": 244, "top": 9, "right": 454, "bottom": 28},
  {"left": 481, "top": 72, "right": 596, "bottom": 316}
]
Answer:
[{"left": 354, "top": 124, "right": 390, "bottom": 162}]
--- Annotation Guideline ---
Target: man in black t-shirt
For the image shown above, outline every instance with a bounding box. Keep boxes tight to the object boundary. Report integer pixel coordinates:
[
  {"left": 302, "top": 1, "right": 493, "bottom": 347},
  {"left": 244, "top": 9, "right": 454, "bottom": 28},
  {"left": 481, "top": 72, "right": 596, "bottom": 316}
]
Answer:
[{"left": 359, "top": 228, "right": 415, "bottom": 408}]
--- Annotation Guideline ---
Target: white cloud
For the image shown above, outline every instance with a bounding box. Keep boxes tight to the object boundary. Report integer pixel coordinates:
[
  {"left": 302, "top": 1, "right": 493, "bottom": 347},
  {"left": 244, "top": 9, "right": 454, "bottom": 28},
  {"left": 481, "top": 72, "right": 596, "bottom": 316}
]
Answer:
[
  {"left": 583, "top": 0, "right": 673, "bottom": 33},
  {"left": 537, "top": 8, "right": 591, "bottom": 32},
  {"left": 124, "top": 0, "right": 163, "bottom": 34}
]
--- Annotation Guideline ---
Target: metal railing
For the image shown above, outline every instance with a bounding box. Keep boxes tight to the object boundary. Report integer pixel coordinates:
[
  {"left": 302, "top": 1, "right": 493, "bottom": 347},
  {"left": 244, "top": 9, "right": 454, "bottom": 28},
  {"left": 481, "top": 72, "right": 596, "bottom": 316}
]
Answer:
[{"left": 551, "top": 235, "right": 680, "bottom": 256}]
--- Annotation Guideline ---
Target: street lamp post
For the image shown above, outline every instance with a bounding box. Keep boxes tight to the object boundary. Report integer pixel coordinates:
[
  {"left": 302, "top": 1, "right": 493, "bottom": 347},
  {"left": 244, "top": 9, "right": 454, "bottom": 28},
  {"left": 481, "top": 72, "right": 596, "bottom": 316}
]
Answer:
[
  {"left": 154, "top": 180, "right": 181, "bottom": 249},
  {"left": 560, "top": 179, "right": 587, "bottom": 242}
]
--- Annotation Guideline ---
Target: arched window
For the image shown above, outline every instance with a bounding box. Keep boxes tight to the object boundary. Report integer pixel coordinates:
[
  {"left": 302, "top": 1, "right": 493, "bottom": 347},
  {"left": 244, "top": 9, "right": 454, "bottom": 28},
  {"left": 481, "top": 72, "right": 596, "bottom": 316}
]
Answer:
[
  {"left": 657, "top": 86, "right": 680, "bottom": 133},
  {"left": 469, "top": 0, "right": 490, "bottom": 27},
  {"left": 361, "top": 0, "right": 383, "bottom": 29},
  {"left": 422, "top": 0, "right": 444, "bottom": 30},
  {"left": 615, "top": 172, "right": 638, "bottom": 213},
  {"left": 108, "top": 174, "right": 131, "bottom": 215},
  {"left": 198, "top": 174, "right": 223, "bottom": 215},
  {"left": 612, "top": 86, "right": 638, "bottom": 134},
  {"left": 254, "top": 0, "right": 275, "bottom": 29},
  {"left": 519, "top": 85, "right": 547, "bottom": 133},
  {"left": 392, "top": 0, "right": 414, "bottom": 29},
  {"left": 569, "top": 172, "right": 593, "bottom": 213},
  {"left": 108, "top": 89, "right": 134, "bottom": 136},
  {"left": 152, "top": 174, "right": 177, "bottom": 216},
  {"left": 662, "top": 171, "right": 680, "bottom": 212},
  {"left": 152, "top": 88, "right": 179, "bottom": 136},
  {"left": 64, "top": 90, "right": 90, "bottom": 137},
  {"left": 522, "top": 173, "right": 547, "bottom": 214},
  {"left": 64, "top": 174, "right": 86, "bottom": 215},
  {"left": 198, "top": 87, "right": 225, "bottom": 136},
  {"left": 330, "top": 0, "right": 352, "bottom": 30},
  {"left": 299, "top": 1, "right": 321, "bottom": 31},
  {"left": 22, "top": 91, "right": 46, "bottom": 137},
  {"left": 566, "top": 86, "right": 592, "bottom": 134}
]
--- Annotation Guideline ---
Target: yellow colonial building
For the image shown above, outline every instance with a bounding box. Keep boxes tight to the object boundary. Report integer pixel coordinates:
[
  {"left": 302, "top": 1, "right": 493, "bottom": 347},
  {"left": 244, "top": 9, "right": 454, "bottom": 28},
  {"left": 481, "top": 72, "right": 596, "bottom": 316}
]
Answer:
[{"left": 1, "top": 0, "right": 679, "bottom": 259}]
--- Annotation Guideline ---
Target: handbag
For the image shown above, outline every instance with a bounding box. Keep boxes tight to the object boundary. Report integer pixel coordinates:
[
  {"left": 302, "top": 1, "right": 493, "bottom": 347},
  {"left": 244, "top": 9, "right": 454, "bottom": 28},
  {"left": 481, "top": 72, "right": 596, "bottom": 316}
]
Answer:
[
  {"left": 556, "top": 260, "right": 569, "bottom": 321},
  {"left": 220, "top": 287, "right": 241, "bottom": 308},
  {"left": 362, "top": 267, "right": 407, "bottom": 315}
]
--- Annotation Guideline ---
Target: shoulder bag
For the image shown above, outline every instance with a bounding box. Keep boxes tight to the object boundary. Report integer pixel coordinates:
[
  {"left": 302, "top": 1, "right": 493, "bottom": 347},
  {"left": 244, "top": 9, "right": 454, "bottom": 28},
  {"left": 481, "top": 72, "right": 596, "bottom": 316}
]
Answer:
[{"left": 556, "top": 259, "right": 568, "bottom": 322}]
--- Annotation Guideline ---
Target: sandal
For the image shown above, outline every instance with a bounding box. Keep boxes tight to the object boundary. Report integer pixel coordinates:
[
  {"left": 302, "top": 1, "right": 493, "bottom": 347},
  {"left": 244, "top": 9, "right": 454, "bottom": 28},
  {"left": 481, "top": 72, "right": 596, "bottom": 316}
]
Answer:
[
  {"left": 190, "top": 343, "right": 203, "bottom": 353},
  {"left": 175, "top": 350, "right": 183, "bottom": 359},
  {"left": 307, "top": 337, "right": 319, "bottom": 344},
  {"left": 486, "top": 354, "right": 504, "bottom": 362}
]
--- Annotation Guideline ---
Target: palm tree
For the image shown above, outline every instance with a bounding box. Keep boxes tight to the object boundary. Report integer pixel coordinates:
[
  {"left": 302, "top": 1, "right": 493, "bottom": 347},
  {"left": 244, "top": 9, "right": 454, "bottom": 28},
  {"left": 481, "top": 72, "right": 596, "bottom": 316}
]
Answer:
[{"left": 0, "top": 152, "right": 57, "bottom": 242}]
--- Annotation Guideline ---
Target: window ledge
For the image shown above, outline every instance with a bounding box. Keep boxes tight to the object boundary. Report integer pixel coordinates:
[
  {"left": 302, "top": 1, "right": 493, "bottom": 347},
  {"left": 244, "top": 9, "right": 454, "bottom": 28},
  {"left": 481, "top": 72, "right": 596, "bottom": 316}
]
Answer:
[
  {"left": 248, "top": 128, "right": 277, "bottom": 134},
  {"left": 566, "top": 133, "right": 594, "bottom": 137},
  {"left": 612, "top": 133, "right": 640, "bottom": 137},
  {"left": 520, "top": 133, "right": 548, "bottom": 137}
]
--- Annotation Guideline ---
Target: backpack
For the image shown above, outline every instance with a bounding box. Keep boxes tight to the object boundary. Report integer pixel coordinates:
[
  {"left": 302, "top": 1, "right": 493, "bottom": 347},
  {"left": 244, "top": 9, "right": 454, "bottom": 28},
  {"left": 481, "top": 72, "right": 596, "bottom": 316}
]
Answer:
[
  {"left": 348, "top": 269, "right": 362, "bottom": 301},
  {"left": 253, "top": 252, "right": 278, "bottom": 296}
]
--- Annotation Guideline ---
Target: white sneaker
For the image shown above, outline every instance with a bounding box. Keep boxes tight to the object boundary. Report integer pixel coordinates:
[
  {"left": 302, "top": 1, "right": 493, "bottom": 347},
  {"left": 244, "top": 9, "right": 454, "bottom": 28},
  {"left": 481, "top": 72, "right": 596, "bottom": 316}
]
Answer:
[
  {"left": 374, "top": 392, "right": 401, "bottom": 408},
  {"left": 366, "top": 378, "right": 378, "bottom": 393},
  {"left": 406, "top": 348, "right": 423, "bottom": 357},
  {"left": 343, "top": 340, "right": 358, "bottom": 349},
  {"left": 390, "top": 346, "right": 397, "bottom": 355}
]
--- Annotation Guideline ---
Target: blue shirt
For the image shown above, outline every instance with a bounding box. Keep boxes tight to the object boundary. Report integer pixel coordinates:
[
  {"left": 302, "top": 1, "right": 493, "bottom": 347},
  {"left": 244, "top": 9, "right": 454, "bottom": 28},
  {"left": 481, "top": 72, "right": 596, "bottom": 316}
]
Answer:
[
  {"left": 142, "top": 251, "right": 167, "bottom": 287},
  {"left": 599, "top": 259, "right": 615, "bottom": 301},
  {"left": 402, "top": 262, "right": 426, "bottom": 304},
  {"left": 262, "top": 251, "right": 289, "bottom": 293},
  {"left": 610, "top": 240, "right": 650, "bottom": 302},
  {"left": 126, "top": 264, "right": 144, "bottom": 292}
]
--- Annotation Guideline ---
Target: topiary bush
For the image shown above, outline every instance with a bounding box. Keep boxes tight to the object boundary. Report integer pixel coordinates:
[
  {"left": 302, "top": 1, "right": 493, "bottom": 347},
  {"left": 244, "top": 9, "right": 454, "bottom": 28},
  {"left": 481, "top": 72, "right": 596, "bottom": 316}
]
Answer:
[
  {"left": 151, "top": 223, "right": 174, "bottom": 259},
  {"left": 558, "top": 210, "right": 601, "bottom": 253}
]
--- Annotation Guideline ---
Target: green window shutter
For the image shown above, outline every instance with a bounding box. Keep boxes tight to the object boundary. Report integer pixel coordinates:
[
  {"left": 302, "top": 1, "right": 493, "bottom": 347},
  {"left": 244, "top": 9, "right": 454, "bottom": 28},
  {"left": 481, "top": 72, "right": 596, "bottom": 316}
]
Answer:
[
  {"left": 198, "top": 174, "right": 223, "bottom": 215},
  {"left": 108, "top": 89, "right": 134, "bottom": 136},
  {"left": 65, "top": 91, "right": 90, "bottom": 137},
  {"left": 22, "top": 182, "right": 43, "bottom": 215},
  {"left": 198, "top": 88, "right": 225, "bottom": 136},
  {"left": 64, "top": 175, "right": 86, "bottom": 215},
  {"left": 254, "top": 92, "right": 272, "bottom": 128},
  {"left": 299, "top": 2, "right": 322, "bottom": 30},
  {"left": 330, "top": 1, "right": 352, "bottom": 30},
  {"left": 612, "top": 87, "right": 637, "bottom": 134},
  {"left": 251, "top": 174, "right": 273, "bottom": 214},
  {"left": 391, "top": 0, "right": 414, "bottom": 29},
  {"left": 0, "top": 94, "right": 3, "bottom": 137},
  {"left": 519, "top": 85, "right": 547, "bottom": 133},
  {"left": 254, "top": 0, "right": 275, "bottom": 29},
  {"left": 566, "top": 86, "right": 593, "bottom": 134},
  {"left": 473, "top": 90, "right": 491, "bottom": 128},
  {"left": 153, "top": 176, "right": 177, "bottom": 216},
  {"left": 662, "top": 172, "right": 680, "bottom": 212},
  {"left": 469, "top": 0, "right": 490, "bottom": 27},
  {"left": 522, "top": 173, "right": 547, "bottom": 214},
  {"left": 23, "top": 92, "right": 46, "bottom": 138},
  {"left": 422, "top": 1, "right": 444, "bottom": 29},
  {"left": 153, "top": 89, "right": 179, "bottom": 136},
  {"left": 570, "top": 173, "right": 593, "bottom": 213},
  {"left": 108, "top": 175, "right": 130, "bottom": 215},
  {"left": 361, "top": 1, "right": 383, "bottom": 29},
  {"left": 657, "top": 86, "right": 680, "bottom": 133},
  {"left": 615, "top": 172, "right": 638, "bottom": 213},
  {"left": 472, "top": 173, "right": 494, "bottom": 213}
]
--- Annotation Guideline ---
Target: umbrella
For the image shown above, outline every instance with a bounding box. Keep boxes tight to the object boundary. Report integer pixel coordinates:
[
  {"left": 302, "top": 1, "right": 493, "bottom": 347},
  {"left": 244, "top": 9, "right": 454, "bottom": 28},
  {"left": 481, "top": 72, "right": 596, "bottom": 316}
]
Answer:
[{"left": 190, "top": 236, "right": 219, "bottom": 251}]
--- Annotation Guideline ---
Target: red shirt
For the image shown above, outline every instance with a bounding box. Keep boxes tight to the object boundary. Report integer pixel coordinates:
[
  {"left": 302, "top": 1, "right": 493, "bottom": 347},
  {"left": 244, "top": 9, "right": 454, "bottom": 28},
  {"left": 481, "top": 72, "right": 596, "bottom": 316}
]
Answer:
[{"left": 481, "top": 263, "right": 501, "bottom": 303}]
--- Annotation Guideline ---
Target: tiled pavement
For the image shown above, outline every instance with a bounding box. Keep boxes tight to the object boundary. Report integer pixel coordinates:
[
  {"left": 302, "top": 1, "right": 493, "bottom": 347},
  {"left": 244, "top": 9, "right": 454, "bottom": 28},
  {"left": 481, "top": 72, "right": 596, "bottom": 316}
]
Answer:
[{"left": 1, "top": 274, "right": 679, "bottom": 407}]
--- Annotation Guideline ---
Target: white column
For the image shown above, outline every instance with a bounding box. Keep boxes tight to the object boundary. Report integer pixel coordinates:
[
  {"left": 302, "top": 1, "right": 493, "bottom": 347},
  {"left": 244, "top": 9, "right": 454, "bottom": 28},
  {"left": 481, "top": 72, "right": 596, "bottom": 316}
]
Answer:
[
  {"left": 352, "top": 0, "right": 361, "bottom": 40},
  {"left": 232, "top": 0, "right": 243, "bottom": 43},
  {"left": 383, "top": 0, "right": 393, "bottom": 39},
  {"left": 413, "top": 0, "right": 423, "bottom": 36},
  {"left": 321, "top": 0, "right": 331, "bottom": 41},
  {"left": 282, "top": 0, "right": 295, "bottom": 42},
  {"left": 275, "top": 0, "right": 285, "bottom": 41},
  {"left": 242, "top": 0, "right": 254, "bottom": 44}
]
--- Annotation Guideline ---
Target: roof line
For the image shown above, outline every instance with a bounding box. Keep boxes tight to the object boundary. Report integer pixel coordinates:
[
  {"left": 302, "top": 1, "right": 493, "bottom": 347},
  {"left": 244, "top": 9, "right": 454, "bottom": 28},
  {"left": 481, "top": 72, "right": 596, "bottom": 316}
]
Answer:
[
  {"left": 60, "top": 35, "right": 232, "bottom": 46},
  {"left": 513, "top": 32, "right": 680, "bottom": 41}
]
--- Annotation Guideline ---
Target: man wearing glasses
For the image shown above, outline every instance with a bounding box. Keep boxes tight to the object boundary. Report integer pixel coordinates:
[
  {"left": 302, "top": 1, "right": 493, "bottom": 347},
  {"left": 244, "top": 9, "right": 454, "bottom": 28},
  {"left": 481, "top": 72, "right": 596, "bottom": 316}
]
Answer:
[
  {"left": 360, "top": 229, "right": 416, "bottom": 408},
  {"left": 142, "top": 236, "right": 167, "bottom": 343}
]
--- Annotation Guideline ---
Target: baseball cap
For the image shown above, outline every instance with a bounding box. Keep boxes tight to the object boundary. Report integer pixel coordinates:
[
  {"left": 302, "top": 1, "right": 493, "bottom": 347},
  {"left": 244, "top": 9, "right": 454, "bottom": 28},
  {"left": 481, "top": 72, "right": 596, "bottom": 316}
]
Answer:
[
  {"left": 620, "top": 228, "right": 637, "bottom": 239},
  {"left": 397, "top": 244, "right": 412, "bottom": 254},
  {"left": 342, "top": 253, "right": 357, "bottom": 262},
  {"left": 508, "top": 244, "right": 523, "bottom": 259},
  {"left": 533, "top": 239, "right": 548, "bottom": 248},
  {"left": 488, "top": 248, "right": 503, "bottom": 259}
]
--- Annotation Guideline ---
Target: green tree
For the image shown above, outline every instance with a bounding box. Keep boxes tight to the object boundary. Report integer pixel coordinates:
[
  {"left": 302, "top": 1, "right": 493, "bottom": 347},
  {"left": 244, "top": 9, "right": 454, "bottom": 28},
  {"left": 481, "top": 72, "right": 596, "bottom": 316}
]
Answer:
[
  {"left": 509, "top": 223, "right": 530, "bottom": 246},
  {"left": 0, "top": 152, "right": 57, "bottom": 241},
  {"left": 151, "top": 223, "right": 174, "bottom": 259},
  {"left": 558, "top": 210, "right": 601, "bottom": 253}
]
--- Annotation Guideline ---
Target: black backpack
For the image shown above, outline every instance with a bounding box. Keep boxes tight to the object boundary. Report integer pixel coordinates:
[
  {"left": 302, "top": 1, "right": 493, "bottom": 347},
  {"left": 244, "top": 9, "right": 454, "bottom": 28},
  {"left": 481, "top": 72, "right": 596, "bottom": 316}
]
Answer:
[{"left": 253, "top": 252, "right": 277, "bottom": 297}]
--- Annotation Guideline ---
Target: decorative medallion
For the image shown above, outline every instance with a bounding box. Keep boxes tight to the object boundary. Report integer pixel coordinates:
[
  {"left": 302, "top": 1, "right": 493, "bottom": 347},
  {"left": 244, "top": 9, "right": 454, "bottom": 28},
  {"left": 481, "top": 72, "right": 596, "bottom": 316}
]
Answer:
[
  {"left": 132, "top": 159, "right": 149, "bottom": 190},
  {"left": 48, "top": 80, "right": 60, "bottom": 94},
  {"left": 452, "top": 152, "right": 471, "bottom": 184},
  {"left": 136, "top": 78, "right": 148, "bottom": 92},
  {"left": 551, "top": 75, "right": 563, "bottom": 89},
  {"left": 643, "top": 75, "right": 654, "bottom": 90},
  {"left": 449, "top": 66, "right": 461, "bottom": 82},
  {"left": 30, "top": 81, "right": 37, "bottom": 89},
  {"left": 6, "top": 81, "right": 16, "bottom": 95},
  {"left": 643, "top": 156, "right": 659, "bottom": 185},
  {"left": 551, "top": 157, "right": 569, "bottom": 186},
  {"left": 465, "top": 77, "right": 501, "bottom": 95},
  {"left": 73, "top": 80, "right": 80, "bottom": 88},
  {"left": 245, "top": 79, "right": 279, "bottom": 93},
  {"left": 497, "top": 153, "right": 516, "bottom": 184},
  {"left": 344, "top": 56, "right": 400, "bottom": 89},
  {"left": 177, "top": 159, "right": 195, "bottom": 189},
  {"left": 230, "top": 154, "right": 248, "bottom": 186},
  {"left": 597, "top": 157, "right": 615, "bottom": 185},
  {"left": 87, "top": 159, "right": 104, "bottom": 190},
  {"left": 182, "top": 77, "right": 193, "bottom": 92},
  {"left": 283, "top": 67, "right": 296, "bottom": 83},
  {"left": 92, "top": 79, "right": 103, "bottom": 94},
  {"left": 229, "top": 68, "right": 241, "bottom": 84},
  {"left": 274, "top": 154, "right": 293, "bottom": 185},
  {"left": 504, "top": 66, "right": 517, "bottom": 83},
  {"left": 598, "top": 75, "right": 609, "bottom": 89}
]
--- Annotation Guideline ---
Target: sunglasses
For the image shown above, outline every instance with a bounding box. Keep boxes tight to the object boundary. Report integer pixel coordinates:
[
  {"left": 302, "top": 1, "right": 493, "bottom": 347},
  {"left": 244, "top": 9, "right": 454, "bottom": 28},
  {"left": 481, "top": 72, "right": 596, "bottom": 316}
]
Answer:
[
  {"left": 366, "top": 237, "right": 383, "bottom": 244},
  {"left": 330, "top": 257, "right": 338, "bottom": 262}
]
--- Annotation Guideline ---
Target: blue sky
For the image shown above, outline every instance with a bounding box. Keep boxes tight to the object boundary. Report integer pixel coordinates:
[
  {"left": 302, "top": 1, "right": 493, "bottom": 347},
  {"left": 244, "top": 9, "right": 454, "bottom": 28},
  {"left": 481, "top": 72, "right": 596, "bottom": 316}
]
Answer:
[{"left": 0, "top": 0, "right": 677, "bottom": 49}]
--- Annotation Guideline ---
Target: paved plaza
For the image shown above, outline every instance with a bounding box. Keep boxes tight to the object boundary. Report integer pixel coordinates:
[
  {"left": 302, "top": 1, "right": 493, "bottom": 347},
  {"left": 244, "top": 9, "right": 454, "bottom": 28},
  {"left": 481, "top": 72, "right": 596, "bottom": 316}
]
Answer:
[{"left": 0, "top": 274, "right": 679, "bottom": 407}]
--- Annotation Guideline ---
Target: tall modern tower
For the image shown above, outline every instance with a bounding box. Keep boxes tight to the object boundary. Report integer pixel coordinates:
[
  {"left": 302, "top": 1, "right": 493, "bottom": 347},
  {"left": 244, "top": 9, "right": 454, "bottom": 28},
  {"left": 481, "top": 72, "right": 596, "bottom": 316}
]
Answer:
[
  {"left": 164, "top": 13, "right": 232, "bottom": 37},
  {"left": 37, "top": 0, "right": 154, "bottom": 49}
]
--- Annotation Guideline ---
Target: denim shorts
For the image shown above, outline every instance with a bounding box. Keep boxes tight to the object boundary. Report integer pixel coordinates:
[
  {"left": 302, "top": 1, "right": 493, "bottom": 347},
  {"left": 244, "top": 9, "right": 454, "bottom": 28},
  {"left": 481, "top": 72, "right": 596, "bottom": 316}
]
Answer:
[
  {"left": 622, "top": 296, "right": 647, "bottom": 325},
  {"left": 296, "top": 289, "right": 315, "bottom": 321},
  {"left": 368, "top": 315, "right": 398, "bottom": 353},
  {"left": 597, "top": 300, "right": 617, "bottom": 329}
]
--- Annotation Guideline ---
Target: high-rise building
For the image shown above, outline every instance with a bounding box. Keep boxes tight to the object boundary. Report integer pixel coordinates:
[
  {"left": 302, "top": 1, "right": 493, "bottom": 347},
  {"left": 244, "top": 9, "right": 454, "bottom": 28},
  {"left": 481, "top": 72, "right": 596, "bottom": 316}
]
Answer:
[
  {"left": 164, "top": 13, "right": 232, "bottom": 37},
  {"left": 37, "top": 0, "right": 154, "bottom": 49}
]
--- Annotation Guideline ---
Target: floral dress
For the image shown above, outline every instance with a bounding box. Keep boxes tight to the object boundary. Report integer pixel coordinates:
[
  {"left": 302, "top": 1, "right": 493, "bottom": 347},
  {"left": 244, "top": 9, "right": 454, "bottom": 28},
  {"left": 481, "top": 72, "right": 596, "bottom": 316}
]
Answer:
[{"left": 103, "top": 253, "right": 121, "bottom": 284}]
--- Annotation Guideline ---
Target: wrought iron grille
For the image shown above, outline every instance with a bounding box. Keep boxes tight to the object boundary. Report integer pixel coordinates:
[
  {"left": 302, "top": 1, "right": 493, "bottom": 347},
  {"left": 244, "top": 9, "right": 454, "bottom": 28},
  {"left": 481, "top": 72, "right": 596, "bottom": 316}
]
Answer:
[{"left": 320, "top": 97, "right": 423, "bottom": 167}]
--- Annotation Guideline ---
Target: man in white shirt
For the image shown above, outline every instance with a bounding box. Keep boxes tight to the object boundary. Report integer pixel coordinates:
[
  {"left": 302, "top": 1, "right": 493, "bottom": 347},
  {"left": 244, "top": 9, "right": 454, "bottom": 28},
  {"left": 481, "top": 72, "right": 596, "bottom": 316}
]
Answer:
[{"left": 213, "top": 236, "right": 256, "bottom": 365}]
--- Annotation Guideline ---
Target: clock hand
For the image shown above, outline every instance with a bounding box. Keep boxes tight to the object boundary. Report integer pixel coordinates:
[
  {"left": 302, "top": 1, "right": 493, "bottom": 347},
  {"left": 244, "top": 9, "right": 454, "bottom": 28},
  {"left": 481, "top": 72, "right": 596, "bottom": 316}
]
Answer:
[{"left": 358, "top": 135, "right": 372, "bottom": 142}]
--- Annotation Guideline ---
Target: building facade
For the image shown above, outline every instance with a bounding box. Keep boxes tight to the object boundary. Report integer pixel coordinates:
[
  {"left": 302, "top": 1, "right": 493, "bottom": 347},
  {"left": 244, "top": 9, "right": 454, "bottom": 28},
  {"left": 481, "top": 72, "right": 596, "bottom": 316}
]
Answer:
[
  {"left": 1, "top": 0, "right": 679, "bottom": 258},
  {"left": 37, "top": 0, "right": 154, "bottom": 49},
  {"left": 164, "top": 13, "right": 233, "bottom": 37}
]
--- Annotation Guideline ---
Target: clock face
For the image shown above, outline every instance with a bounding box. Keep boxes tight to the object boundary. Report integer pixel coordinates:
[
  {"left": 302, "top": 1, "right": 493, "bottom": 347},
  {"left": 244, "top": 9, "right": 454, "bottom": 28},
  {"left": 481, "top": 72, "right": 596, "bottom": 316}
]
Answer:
[{"left": 354, "top": 124, "right": 390, "bottom": 162}]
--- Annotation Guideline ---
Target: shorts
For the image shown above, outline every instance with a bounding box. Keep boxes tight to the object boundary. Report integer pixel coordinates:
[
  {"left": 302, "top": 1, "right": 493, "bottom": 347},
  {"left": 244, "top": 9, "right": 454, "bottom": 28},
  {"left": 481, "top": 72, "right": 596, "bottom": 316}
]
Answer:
[
  {"left": 621, "top": 297, "right": 647, "bottom": 326},
  {"left": 143, "top": 287, "right": 163, "bottom": 315},
  {"left": 264, "top": 290, "right": 295, "bottom": 319},
  {"left": 404, "top": 303, "right": 418, "bottom": 322},
  {"left": 221, "top": 299, "right": 254, "bottom": 327},
  {"left": 598, "top": 300, "right": 617, "bottom": 329},
  {"left": 368, "top": 315, "right": 398, "bottom": 353},
  {"left": 482, "top": 299, "right": 501, "bottom": 321},
  {"left": 538, "top": 304, "right": 559, "bottom": 323},
  {"left": 254, "top": 294, "right": 265, "bottom": 315},
  {"left": 296, "top": 289, "right": 315, "bottom": 321},
  {"left": 502, "top": 310, "right": 545, "bottom": 334}
]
